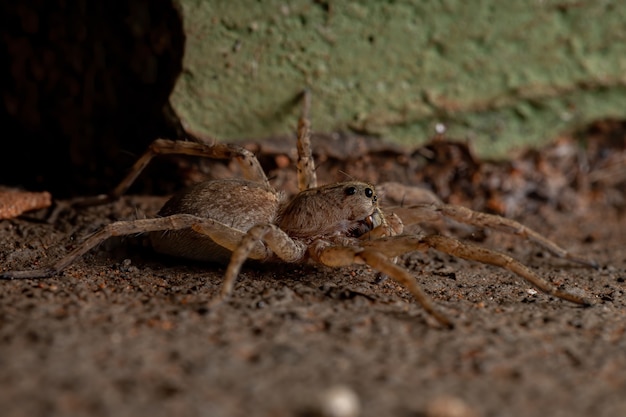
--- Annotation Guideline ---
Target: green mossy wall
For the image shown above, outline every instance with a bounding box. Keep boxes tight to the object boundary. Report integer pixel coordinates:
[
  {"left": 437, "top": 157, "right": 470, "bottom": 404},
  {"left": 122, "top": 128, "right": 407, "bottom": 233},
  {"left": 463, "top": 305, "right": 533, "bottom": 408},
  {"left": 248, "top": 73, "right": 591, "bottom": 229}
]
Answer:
[{"left": 171, "top": 0, "right": 626, "bottom": 158}]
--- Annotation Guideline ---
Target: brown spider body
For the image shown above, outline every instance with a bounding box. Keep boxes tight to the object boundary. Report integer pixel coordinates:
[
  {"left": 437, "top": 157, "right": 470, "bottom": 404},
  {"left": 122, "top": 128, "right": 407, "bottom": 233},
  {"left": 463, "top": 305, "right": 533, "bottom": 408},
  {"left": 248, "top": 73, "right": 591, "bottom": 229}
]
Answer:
[
  {"left": 151, "top": 179, "right": 281, "bottom": 262},
  {"left": 1, "top": 91, "right": 598, "bottom": 328},
  {"left": 152, "top": 178, "right": 389, "bottom": 264}
]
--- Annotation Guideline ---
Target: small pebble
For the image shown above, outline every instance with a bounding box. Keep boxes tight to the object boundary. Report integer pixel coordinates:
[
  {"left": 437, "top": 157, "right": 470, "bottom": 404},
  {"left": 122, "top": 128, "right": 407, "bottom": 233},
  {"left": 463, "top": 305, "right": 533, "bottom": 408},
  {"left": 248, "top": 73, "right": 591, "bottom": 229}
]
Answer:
[
  {"left": 425, "top": 395, "right": 479, "bottom": 417},
  {"left": 319, "top": 385, "right": 360, "bottom": 417}
]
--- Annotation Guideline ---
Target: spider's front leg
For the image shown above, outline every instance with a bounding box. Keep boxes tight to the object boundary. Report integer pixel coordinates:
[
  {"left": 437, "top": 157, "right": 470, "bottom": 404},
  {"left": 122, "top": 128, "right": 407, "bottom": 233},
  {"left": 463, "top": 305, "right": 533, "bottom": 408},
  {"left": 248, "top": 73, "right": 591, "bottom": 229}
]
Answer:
[
  {"left": 390, "top": 203, "right": 598, "bottom": 268},
  {"left": 358, "top": 234, "right": 593, "bottom": 306},
  {"left": 311, "top": 241, "right": 454, "bottom": 328}
]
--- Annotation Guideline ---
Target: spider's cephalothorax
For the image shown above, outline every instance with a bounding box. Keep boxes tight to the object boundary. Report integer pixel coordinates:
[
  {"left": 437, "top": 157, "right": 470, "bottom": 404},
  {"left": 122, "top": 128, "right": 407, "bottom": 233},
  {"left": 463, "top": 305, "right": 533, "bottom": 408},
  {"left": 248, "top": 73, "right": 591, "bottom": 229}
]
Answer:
[
  {"left": 277, "top": 182, "right": 383, "bottom": 241},
  {"left": 1, "top": 91, "right": 597, "bottom": 328}
]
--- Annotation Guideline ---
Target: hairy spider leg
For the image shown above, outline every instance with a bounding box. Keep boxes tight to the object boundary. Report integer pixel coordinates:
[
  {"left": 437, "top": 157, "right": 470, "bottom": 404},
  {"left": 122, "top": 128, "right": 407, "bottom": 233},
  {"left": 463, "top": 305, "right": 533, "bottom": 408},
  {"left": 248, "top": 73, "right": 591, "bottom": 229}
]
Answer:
[
  {"left": 296, "top": 89, "right": 317, "bottom": 191},
  {"left": 314, "top": 242, "right": 454, "bottom": 328},
  {"left": 195, "top": 222, "right": 307, "bottom": 305},
  {"left": 390, "top": 203, "right": 598, "bottom": 268},
  {"left": 0, "top": 214, "right": 266, "bottom": 280},
  {"left": 74, "top": 140, "right": 271, "bottom": 207},
  {"left": 357, "top": 234, "right": 593, "bottom": 306}
]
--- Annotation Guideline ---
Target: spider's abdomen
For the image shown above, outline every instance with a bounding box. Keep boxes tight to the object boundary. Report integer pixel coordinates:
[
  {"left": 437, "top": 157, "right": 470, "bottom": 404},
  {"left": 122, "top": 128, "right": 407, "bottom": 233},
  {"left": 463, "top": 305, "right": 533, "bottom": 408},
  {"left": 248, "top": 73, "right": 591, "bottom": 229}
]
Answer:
[{"left": 150, "top": 179, "right": 280, "bottom": 262}]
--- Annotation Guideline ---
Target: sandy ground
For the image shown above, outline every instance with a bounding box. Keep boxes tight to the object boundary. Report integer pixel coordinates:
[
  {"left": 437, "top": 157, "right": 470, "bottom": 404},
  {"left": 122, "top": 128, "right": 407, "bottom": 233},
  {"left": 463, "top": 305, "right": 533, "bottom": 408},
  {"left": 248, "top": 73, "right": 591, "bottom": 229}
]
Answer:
[
  {"left": 1, "top": 128, "right": 625, "bottom": 417},
  {"left": 0, "top": 180, "right": 624, "bottom": 417}
]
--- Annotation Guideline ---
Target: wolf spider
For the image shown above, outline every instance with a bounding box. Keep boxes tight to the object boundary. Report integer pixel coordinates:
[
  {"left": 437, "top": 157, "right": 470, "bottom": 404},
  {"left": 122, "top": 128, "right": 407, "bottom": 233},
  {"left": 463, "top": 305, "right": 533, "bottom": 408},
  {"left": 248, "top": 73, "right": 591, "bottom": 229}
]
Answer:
[{"left": 2, "top": 91, "right": 597, "bottom": 327}]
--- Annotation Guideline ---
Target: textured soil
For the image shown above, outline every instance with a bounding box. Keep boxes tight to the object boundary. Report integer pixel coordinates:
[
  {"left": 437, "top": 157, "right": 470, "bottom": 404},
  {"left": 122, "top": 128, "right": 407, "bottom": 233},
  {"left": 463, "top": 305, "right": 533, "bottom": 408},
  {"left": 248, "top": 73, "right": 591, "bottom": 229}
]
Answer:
[{"left": 1, "top": 136, "right": 625, "bottom": 417}]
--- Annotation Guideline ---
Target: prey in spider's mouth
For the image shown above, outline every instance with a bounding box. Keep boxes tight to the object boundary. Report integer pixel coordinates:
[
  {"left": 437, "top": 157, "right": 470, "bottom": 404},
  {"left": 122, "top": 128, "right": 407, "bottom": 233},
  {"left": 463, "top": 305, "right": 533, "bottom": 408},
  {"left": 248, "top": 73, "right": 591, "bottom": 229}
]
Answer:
[{"left": 348, "top": 210, "right": 383, "bottom": 238}]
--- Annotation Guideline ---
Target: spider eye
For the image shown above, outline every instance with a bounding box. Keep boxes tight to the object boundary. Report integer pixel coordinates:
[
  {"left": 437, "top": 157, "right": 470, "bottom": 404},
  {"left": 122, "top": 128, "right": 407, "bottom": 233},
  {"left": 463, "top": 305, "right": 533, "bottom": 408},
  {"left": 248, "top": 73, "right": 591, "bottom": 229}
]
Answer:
[
  {"left": 364, "top": 188, "right": 373, "bottom": 198},
  {"left": 345, "top": 186, "right": 357, "bottom": 196}
]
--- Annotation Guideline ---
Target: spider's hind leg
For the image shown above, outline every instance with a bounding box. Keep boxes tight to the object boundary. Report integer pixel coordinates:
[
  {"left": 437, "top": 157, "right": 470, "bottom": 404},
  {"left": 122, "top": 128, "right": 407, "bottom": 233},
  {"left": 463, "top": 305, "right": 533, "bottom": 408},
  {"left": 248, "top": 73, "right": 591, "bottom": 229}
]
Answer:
[
  {"left": 1, "top": 214, "right": 211, "bottom": 279},
  {"left": 74, "top": 139, "right": 271, "bottom": 207}
]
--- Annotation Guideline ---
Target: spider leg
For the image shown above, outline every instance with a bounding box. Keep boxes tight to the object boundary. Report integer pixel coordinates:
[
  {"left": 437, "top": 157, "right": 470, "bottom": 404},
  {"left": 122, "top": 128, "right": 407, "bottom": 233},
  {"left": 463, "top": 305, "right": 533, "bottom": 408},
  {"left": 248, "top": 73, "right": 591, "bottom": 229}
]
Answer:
[
  {"left": 360, "top": 234, "right": 593, "bottom": 306},
  {"left": 0, "top": 214, "right": 257, "bottom": 279},
  {"left": 391, "top": 203, "right": 598, "bottom": 268},
  {"left": 359, "top": 249, "right": 454, "bottom": 328},
  {"left": 296, "top": 89, "right": 317, "bottom": 191},
  {"left": 205, "top": 223, "right": 307, "bottom": 306},
  {"left": 377, "top": 181, "right": 443, "bottom": 206},
  {"left": 74, "top": 139, "right": 271, "bottom": 207},
  {"left": 313, "top": 243, "right": 453, "bottom": 328}
]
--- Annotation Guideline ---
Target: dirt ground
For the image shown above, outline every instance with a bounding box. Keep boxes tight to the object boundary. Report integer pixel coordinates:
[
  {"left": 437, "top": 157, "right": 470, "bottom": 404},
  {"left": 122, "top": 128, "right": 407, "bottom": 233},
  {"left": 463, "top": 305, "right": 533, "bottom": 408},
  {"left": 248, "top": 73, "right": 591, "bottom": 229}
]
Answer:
[{"left": 1, "top": 134, "right": 625, "bottom": 417}]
